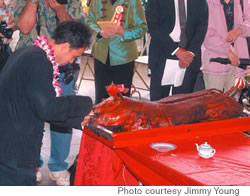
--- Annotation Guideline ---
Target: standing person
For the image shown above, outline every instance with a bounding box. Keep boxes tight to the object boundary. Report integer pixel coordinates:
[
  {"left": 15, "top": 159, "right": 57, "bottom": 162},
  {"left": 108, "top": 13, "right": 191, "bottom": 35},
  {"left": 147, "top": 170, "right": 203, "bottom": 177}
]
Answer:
[
  {"left": 87, "top": 0, "right": 147, "bottom": 104},
  {"left": 0, "top": 0, "right": 16, "bottom": 71},
  {"left": 201, "top": 0, "right": 250, "bottom": 92},
  {"left": 0, "top": 20, "right": 93, "bottom": 186},
  {"left": 146, "top": 0, "right": 208, "bottom": 101},
  {"left": 14, "top": 0, "right": 86, "bottom": 185}
]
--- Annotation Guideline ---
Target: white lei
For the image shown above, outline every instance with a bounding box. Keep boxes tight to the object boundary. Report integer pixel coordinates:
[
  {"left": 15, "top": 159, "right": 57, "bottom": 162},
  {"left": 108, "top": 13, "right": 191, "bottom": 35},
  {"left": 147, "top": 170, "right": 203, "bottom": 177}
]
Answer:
[{"left": 34, "top": 36, "right": 62, "bottom": 97}]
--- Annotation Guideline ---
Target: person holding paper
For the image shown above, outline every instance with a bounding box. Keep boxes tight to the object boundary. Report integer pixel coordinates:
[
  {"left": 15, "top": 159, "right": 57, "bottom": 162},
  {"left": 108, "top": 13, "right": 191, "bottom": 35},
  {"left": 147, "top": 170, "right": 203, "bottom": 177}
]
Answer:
[
  {"left": 146, "top": 0, "right": 208, "bottom": 101},
  {"left": 87, "top": 0, "right": 147, "bottom": 104}
]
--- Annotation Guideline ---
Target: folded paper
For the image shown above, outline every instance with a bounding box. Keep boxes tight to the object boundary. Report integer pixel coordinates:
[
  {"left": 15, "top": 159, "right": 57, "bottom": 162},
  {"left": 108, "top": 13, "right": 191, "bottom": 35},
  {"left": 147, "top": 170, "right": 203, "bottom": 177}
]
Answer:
[
  {"left": 97, "top": 21, "right": 116, "bottom": 31},
  {"left": 161, "top": 59, "right": 186, "bottom": 87}
]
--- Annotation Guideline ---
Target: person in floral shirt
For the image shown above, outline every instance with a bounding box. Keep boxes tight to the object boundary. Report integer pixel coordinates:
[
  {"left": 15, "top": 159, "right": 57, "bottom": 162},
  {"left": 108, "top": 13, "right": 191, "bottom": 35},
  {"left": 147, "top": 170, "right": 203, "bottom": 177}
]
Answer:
[
  {"left": 14, "top": 0, "right": 85, "bottom": 49},
  {"left": 0, "top": 0, "right": 16, "bottom": 70},
  {"left": 0, "top": 0, "right": 15, "bottom": 42}
]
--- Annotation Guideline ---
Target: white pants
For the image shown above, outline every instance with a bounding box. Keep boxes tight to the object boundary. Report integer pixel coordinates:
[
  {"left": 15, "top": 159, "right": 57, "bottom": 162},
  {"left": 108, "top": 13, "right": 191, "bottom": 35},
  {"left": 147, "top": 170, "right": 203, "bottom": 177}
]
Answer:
[{"left": 203, "top": 66, "right": 236, "bottom": 92}]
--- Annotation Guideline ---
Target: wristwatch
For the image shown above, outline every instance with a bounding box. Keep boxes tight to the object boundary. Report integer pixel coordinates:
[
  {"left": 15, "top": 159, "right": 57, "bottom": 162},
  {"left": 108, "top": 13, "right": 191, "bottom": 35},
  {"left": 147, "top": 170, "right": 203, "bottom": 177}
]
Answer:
[{"left": 31, "top": 0, "right": 39, "bottom": 4}]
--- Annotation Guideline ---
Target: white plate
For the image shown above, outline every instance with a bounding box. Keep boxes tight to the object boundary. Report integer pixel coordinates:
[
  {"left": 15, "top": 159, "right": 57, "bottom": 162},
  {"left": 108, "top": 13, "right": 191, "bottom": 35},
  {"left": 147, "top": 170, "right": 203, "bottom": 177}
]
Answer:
[{"left": 150, "top": 142, "right": 176, "bottom": 152}]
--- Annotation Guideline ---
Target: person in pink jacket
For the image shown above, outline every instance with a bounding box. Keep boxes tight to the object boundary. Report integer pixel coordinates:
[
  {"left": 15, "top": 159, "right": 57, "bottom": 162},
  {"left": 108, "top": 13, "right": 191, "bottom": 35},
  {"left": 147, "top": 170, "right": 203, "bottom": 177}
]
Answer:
[{"left": 201, "top": 0, "right": 250, "bottom": 92}]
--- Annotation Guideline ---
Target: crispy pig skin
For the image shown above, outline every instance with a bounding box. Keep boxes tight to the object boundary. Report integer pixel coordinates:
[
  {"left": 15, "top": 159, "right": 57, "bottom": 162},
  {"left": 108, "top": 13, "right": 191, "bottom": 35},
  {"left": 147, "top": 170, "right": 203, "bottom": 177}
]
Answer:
[{"left": 88, "top": 89, "right": 243, "bottom": 132}]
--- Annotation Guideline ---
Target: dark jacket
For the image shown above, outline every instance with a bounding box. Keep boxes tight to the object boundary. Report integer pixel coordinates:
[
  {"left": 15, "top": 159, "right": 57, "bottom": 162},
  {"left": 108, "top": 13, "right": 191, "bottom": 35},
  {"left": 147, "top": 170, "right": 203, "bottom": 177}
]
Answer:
[
  {"left": 146, "top": 0, "right": 208, "bottom": 72},
  {"left": 0, "top": 46, "right": 92, "bottom": 168}
]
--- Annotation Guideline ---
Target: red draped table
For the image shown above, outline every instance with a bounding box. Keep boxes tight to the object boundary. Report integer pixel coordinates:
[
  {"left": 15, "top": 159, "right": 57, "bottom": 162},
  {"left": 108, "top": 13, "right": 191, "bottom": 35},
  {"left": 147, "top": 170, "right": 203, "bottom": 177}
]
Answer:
[{"left": 74, "top": 117, "right": 250, "bottom": 185}]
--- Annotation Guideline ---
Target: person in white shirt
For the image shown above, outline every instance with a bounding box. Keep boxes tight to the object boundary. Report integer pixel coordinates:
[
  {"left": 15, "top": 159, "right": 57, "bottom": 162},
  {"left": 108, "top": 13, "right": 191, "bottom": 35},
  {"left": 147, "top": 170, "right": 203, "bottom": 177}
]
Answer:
[{"left": 146, "top": 0, "right": 208, "bottom": 101}]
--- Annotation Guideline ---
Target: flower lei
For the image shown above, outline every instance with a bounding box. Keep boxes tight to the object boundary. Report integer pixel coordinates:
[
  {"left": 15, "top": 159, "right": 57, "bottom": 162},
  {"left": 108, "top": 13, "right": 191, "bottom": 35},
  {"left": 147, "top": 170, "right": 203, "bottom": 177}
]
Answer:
[{"left": 34, "top": 36, "right": 62, "bottom": 97}]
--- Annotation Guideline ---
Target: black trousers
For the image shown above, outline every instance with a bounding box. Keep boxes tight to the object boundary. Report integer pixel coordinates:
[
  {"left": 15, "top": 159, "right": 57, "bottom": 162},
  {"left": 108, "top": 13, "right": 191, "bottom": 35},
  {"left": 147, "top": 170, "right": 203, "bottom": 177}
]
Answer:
[
  {"left": 172, "top": 67, "right": 200, "bottom": 94},
  {"left": 0, "top": 160, "right": 36, "bottom": 185},
  {"left": 94, "top": 58, "right": 135, "bottom": 104},
  {"left": 150, "top": 63, "right": 201, "bottom": 101}
]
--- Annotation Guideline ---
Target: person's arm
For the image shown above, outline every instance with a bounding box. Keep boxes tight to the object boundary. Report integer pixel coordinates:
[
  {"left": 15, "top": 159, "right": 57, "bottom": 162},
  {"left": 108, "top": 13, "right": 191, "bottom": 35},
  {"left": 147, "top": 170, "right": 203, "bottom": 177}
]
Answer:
[
  {"left": 237, "top": 0, "right": 250, "bottom": 38},
  {"left": 227, "top": 49, "right": 240, "bottom": 66},
  {"left": 47, "top": 96, "right": 93, "bottom": 130},
  {"left": 26, "top": 52, "right": 93, "bottom": 127},
  {"left": 225, "top": 27, "right": 243, "bottom": 44},
  {"left": 0, "top": 0, "right": 4, "bottom": 7},
  {"left": 225, "top": 0, "right": 250, "bottom": 43},
  {"left": 16, "top": 0, "right": 38, "bottom": 34},
  {"left": 175, "top": 48, "right": 194, "bottom": 68},
  {"left": 87, "top": 0, "right": 103, "bottom": 40},
  {"left": 121, "top": 0, "right": 147, "bottom": 41},
  {"left": 87, "top": 0, "right": 116, "bottom": 40},
  {"left": 47, "top": 0, "right": 72, "bottom": 22},
  {"left": 87, "top": 0, "right": 122, "bottom": 39}
]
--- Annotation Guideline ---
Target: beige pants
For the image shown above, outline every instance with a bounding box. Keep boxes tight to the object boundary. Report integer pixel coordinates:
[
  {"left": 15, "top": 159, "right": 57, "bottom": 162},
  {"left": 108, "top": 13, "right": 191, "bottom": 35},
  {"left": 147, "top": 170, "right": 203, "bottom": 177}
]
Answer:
[{"left": 203, "top": 66, "right": 236, "bottom": 92}]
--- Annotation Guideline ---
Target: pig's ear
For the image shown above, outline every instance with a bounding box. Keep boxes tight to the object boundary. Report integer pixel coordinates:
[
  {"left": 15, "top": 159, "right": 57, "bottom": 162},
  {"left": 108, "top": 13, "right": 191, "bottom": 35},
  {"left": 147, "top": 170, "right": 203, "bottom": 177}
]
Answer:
[{"left": 105, "top": 83, "right": 129, "bottom": 97}]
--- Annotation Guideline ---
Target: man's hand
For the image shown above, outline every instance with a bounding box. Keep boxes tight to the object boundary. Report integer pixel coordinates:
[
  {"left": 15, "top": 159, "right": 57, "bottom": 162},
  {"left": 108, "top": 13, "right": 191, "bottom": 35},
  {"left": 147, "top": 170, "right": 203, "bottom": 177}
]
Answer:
[
  {"left": 47, "top": 0, "right": 65, "bottom": 12},
  {"left": 47, "top": 0, "right": 71, "bottom": 22},
  {"left": 225, "top": 27, "right": 243, "bottom": 44},
  {"left": 176, "top": 48, "right": 194, "bottom": 68},
  {"left": 227, "top": 49, "right": 240, "bottom": 66},
  {"left": 179, "top": 60, "right": 189, "bottom": 69},
  {"left": 81, "top": 110, "right": 94, "bottom": 129}
]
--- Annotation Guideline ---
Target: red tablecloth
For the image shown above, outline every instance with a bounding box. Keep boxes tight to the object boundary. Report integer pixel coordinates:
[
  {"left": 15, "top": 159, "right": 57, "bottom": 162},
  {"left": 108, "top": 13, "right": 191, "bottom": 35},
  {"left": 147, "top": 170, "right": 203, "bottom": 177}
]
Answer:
[
  {"left": 74, "top": 133, "right": 138, "bottom": 185},
  {"left": 74, "top": 117, "right": 250, "bottom": 185},
  {"left": 115, "top": 132, "right": 250, "bottom": 185}
]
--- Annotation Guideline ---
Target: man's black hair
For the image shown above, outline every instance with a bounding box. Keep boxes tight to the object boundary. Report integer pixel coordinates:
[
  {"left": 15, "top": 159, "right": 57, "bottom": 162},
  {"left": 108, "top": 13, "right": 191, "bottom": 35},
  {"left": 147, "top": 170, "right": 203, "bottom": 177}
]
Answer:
[{"left": 52, "top": 20, "right": 92, "bottom": 49}]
